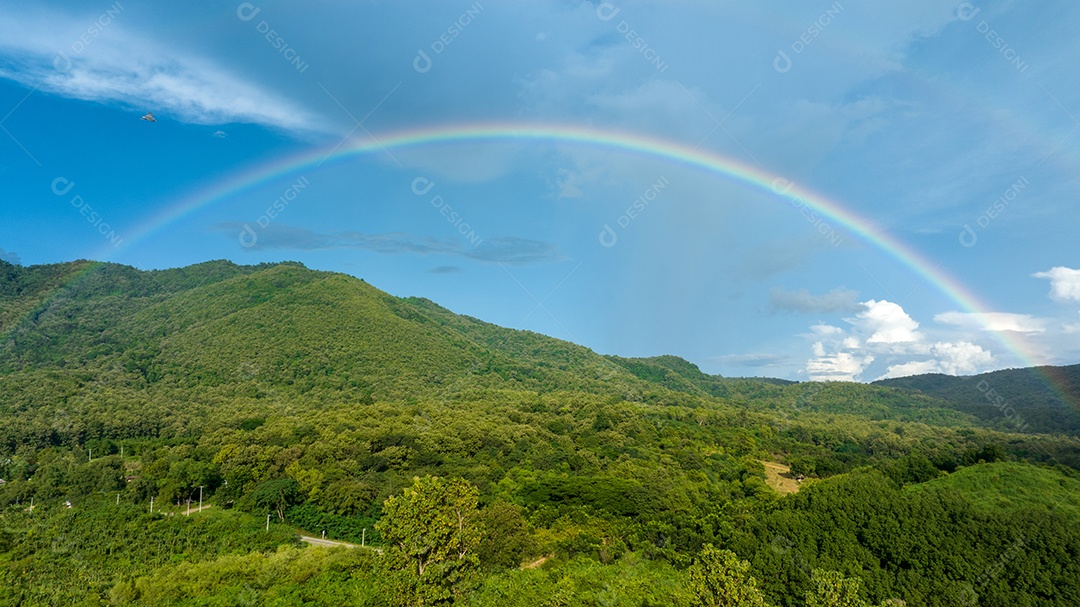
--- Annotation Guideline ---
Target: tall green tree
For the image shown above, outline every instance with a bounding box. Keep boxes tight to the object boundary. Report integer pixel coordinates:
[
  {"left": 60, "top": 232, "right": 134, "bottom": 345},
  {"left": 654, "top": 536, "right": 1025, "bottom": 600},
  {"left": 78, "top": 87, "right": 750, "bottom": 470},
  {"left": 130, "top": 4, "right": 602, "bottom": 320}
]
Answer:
[
  {"left": 688, "top": 544, "right": 769, "bottom": 607},
  {"left": 377, "top": 476, "right": 483, "bottom": 605},
  {"left": 242, "top": 478, "right": 301, "bottom": 521}
]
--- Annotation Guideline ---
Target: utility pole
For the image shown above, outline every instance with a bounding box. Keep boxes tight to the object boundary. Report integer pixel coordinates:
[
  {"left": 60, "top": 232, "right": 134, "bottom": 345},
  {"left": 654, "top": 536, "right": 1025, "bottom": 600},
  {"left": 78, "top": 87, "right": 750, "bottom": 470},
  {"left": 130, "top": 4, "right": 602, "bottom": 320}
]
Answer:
[
  {"left": 88, "top": 448, "right": 92, "bottom": 461},
  {"left": 29, "top": 497, "right": 33, "bottom": 514},
  {"left": 362, "top": 528, "right": 366, "bottom": 547},
  {"left": 198, "top": 486, "right": 204, "bottom": 512},
  {"left": 266, "top": 514, "right": 270, "bottom": 532},
  {"left": 150, "top": 496, "right": 154, "bottom": 513}
]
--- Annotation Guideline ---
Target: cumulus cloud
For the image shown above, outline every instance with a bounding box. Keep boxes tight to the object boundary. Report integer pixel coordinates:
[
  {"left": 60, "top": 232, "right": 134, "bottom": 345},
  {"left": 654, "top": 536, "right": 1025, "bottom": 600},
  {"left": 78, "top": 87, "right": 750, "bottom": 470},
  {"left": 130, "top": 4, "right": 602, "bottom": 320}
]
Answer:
[
  {"left": 854, "top": 299, "right": 923, "bottom": 344},
  {"left": 930, "top": 341, "right": 995, "bottom": 375},
  {"left": 769, "top": 287, "right": 860, "bottom": 313},
  {"left": 1034, "top": 267, "right": 1080, "bottom": 303},
  {"left": 877, "top": 342, "right": 994, "bottom": 379},
  {"left": 806, "top": 351, "right": 875, "bottom": 382},
  {"left": 934, "top": 311, "right": 1047, "bottom": 334},
  {"left": 804, "top": 299, "right": 998, "bottom": 381}
]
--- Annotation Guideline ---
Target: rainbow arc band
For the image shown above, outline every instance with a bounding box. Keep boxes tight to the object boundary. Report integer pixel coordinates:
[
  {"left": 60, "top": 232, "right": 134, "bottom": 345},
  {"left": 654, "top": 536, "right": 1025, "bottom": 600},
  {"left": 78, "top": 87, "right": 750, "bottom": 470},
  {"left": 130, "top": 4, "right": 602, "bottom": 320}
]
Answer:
[{"left": 65, "top": 121, "right": 1065, "bottom": 397}]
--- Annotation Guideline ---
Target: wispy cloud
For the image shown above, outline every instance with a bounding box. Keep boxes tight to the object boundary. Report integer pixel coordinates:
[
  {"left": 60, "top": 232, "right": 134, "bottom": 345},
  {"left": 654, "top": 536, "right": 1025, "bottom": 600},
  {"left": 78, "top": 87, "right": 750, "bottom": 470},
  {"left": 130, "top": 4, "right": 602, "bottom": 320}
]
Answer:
[
  {"left": 427, "top": 265, "right": 463, "bottom": 274},
  {"left": 220, "top": 223, "right": 561, "bottom": 265},
  {"left": 935, "top": 311, "right": 1048, "bottom": 334},
  {"left": 769, "top": 286, "right": 860, "bottom": 313},
  {"left": 712, "top": 353, "right": 789, "bottom": 368},
  {"left": 0, "top": 6, "right": 322, "bottom": 133}
]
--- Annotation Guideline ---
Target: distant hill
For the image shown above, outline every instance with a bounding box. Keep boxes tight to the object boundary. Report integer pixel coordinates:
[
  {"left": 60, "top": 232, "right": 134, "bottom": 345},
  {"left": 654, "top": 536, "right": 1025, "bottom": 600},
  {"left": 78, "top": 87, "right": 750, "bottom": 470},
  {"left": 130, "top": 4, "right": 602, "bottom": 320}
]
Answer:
[
  {"left": 875, "top": 365, "right": 1080, "bottom": 436},
  {"left": 0, "top": 259, "right": 666, "bottom": 402},
  {"left": 2, "top": 258, "right": 1077, "bottom": 444}
]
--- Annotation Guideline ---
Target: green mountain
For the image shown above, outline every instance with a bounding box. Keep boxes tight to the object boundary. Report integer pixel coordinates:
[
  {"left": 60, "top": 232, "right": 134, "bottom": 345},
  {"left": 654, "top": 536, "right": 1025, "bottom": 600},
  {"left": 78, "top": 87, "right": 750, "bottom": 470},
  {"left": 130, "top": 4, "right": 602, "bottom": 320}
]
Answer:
[
  {"left": 2, "top": 258, "right": 1080, "bottom": 606},
  {"left": 875, "top": 365, "right": 1080, "bottom": 435}
]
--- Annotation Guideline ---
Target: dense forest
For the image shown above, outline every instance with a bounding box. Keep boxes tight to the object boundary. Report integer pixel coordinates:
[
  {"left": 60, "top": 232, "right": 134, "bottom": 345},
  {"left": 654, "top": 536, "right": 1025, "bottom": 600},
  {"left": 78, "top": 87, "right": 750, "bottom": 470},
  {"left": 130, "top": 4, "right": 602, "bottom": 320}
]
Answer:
[{"left": 1, "top": 259, "right": 1079, "bottom": 606}]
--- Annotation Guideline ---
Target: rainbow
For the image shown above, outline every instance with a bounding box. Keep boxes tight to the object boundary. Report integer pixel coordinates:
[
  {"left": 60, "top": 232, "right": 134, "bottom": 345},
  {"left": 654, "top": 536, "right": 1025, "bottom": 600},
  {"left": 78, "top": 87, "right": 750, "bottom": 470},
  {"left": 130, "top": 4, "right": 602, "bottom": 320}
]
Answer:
[{"left": 66, "top": 122, "right": 1070, "bottom": 392}]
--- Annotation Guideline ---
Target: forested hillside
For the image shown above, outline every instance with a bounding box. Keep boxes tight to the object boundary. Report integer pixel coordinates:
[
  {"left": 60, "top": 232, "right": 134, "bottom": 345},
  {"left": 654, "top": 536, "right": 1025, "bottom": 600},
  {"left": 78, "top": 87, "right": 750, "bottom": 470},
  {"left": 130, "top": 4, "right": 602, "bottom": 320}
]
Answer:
[
  {"left": 1, "top": 259, "right": 1079, "bottom": 606},
  {"left": 876, "top": 365, "right": 1080, "bottom": 435}
]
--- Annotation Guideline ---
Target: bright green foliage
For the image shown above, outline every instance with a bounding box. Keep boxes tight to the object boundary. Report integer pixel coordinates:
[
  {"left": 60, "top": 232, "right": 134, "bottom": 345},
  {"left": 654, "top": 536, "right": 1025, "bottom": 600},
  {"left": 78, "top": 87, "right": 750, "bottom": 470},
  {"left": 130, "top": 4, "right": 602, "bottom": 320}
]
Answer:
[
  {"left": 805, "top": 570, "right": 867, "bottom": 607},
  {"left": 378, "top": 476, "right": 483, "bottom": 604},
  {"left": 688, "top": 545, "right": 768, "bottom": 607},
  {"left": 110, "top": 544, "right": 384, "bottom": 606},
  {"left": 464, "top": 553, "right": 693, "bottom": 606}
]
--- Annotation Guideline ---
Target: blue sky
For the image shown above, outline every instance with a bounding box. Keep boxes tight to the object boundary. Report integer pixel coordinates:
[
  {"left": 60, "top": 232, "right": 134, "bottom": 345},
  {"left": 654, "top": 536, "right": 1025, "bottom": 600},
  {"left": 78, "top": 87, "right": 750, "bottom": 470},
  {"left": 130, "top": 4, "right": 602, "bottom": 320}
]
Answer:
[{"left": 1, "top": 0, "right": 1078, "bottom": 381}]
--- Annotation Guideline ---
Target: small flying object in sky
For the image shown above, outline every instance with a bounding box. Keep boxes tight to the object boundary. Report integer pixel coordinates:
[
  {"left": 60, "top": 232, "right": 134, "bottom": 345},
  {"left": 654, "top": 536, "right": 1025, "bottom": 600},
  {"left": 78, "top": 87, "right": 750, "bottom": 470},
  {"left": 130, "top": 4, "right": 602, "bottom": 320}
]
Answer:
[{"left": 140, "top": 112, "right": 156, "bottom": 122}]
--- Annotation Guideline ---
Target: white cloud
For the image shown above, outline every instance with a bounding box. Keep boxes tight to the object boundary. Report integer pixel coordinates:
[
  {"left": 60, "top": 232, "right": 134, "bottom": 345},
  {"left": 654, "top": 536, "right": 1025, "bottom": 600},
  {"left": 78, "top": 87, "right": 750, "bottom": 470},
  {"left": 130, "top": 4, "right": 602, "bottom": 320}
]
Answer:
[
  {"left": 1034, "top": 267, "right": 1080, "bottom": 304},
  {"left": 934, "top": 311, "right": 1048, "bottom": 334},
  {"left": 855, "top": 299, "right": 923, "bottom": 344},
  {"left": 810, "top": 323, "right": 844, "bottom": 337},
  {"left": 876, "top": 341, "right": 994, "bottom": 380},
  {"left": 931, "top": 341, "right": 994, "bottom": 375},
  {"left": 806, "top": 351, "right": 874, "bottom": 382},
  {"left": 879, "top": 360, "right": 939, "bottom": 380},
  {"left": 805, "top": 299, "right": 1000, "bottom": 382},
  {"left": 0, "top": 7, "right": 322, "bottom": 133}
]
